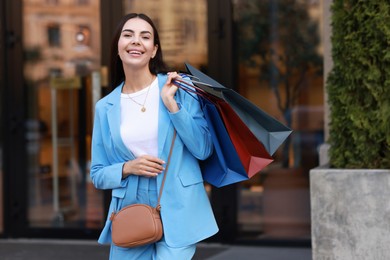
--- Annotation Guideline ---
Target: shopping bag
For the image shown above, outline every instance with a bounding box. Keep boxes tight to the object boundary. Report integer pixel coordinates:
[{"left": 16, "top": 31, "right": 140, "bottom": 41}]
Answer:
[
  {"left": 200, "top": 98, "right": 249, "bottom": 187},
  {"left": 214, "top": 99, "right": 274, "bottom": 178}
]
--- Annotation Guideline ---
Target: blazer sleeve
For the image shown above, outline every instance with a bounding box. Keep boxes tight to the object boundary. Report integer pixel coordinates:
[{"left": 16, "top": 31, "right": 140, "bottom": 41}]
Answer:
[{"left": 168, "top": 85, "right": 213, "bottom": 160}]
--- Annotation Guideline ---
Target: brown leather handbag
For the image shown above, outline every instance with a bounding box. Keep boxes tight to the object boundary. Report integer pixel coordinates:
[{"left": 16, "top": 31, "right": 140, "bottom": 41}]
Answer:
[{"left": 110, "top": 131, "right": 176, "bottom": 248}]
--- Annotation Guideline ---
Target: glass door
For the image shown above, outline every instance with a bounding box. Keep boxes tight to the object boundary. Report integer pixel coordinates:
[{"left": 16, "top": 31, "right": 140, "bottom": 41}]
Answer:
[
  {"left": 233, "top": 0, "right": 323, "bottom": 242},
  {"left": 23, "top": 0, "right": 104, "bottom": 230}
]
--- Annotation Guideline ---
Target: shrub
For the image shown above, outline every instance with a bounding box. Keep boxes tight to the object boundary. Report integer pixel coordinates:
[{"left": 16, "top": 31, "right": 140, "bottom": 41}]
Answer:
[{"left": 327, "top": 0, "right": 390, "bottom": 168}]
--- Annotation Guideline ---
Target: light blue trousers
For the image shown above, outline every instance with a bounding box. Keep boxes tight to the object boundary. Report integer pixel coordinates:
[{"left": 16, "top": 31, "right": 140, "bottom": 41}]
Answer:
[{"left": 109, "top": 177, "right": 196, "bottom": 260}]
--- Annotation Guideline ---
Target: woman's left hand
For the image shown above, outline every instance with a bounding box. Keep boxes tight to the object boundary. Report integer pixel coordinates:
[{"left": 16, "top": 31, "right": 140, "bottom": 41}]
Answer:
[{"left": 161, "top": 72, "right": 180, "bottom": 113}]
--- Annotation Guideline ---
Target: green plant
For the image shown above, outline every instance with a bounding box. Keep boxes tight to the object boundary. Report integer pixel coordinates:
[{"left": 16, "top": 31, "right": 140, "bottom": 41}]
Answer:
[{"left": 327, "top": 0, "right": 390, "bottom": 168}]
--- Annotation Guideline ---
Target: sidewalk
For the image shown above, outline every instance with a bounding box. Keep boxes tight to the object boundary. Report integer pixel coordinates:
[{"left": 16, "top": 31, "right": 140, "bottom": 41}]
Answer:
[{"left": 0, "top": 239, "right": 312, "bottom": 260}]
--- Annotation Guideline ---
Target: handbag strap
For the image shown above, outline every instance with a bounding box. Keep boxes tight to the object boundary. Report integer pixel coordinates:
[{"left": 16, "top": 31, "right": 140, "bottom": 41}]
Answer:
[{"left": 156, "top": 130, "right": 176, "bottom": 210}]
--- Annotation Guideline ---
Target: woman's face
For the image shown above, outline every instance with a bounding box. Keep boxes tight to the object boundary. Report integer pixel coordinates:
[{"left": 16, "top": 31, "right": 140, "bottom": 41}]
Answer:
[{"left": 118, "top": 17, "right": 158, "bottom": 70}]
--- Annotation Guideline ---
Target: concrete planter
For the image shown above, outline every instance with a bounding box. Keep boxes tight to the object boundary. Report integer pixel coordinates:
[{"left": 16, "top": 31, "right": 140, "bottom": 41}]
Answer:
[{"left": 310, "top": 168, "right": 390, "bottom": 259}]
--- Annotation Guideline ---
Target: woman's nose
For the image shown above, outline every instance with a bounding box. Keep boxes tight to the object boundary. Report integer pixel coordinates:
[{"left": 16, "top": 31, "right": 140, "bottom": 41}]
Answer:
[{"left": 131, "top": 36, "right": 140, "bottom": 45}]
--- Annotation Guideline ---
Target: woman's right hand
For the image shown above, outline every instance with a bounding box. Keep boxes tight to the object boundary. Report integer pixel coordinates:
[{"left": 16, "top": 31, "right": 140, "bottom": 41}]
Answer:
[
  {"left": 161, "top": 72, "right": 180, "bottom": 113},
  {"left": 122, "top": 155, "right": 165, "bottom": 178}
]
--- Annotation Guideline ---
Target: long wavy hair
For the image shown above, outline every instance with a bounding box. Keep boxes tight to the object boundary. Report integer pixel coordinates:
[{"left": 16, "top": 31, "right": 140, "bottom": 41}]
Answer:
[{"left": 109, "top": 13, "right": 169, "bottom": 89}]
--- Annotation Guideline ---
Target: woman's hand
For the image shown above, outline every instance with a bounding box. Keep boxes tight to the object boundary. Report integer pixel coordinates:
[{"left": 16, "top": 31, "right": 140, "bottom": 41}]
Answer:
[
  {"left": 161, "top": 72, "right": 181, "bottom": 113},
  {"left": 122, "top": 155, "right": 165, "bottom": 178}
]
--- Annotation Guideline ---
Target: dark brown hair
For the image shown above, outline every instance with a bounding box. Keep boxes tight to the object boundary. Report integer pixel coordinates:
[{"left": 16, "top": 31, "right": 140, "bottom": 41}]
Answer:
[{"left": 109, "top": 13, "right": 169, "bottom": 89}]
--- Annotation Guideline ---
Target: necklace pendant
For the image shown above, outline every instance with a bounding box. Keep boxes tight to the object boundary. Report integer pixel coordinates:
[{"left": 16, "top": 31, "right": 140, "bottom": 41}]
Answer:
[{"left": 141, "top": 107, "right": 146, "bottom": 112}]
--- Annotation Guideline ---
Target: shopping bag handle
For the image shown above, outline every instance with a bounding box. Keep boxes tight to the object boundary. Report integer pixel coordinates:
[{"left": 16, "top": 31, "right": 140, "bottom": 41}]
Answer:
[
  {"left": 173, "top": 76, "right": 214, "bottom": 104},
  {"left": 178, "top": 74, "right": 213, "bottom": 87}
]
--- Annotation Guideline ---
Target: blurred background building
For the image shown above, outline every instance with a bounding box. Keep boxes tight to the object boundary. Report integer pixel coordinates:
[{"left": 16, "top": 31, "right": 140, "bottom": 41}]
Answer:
[{"left": 0, "top": 0, "right": 325, "bottom": 246}]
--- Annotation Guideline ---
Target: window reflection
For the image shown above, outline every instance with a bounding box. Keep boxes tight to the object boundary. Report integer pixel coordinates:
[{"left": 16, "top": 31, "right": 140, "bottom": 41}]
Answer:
[
  {"left": 23, "top": 0, "right": 102, "bottom": 229},
  {"left": 47, "top": 24, "right": 61, "bottom": 47},
  {"left": 233, "top": 0, "right": 323, "bottom": 240},
  {"left": 75, "top": 25, "right": 91, "bottom": 46}
]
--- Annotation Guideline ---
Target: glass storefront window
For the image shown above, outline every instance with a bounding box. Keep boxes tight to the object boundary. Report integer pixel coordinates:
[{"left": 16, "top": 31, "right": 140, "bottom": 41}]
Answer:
[
  {"left": 233, "top": 0, "right": 324, "bottom": 241},
  {"left": 23, "top": 0, "right": 103, "bottom": 228}
]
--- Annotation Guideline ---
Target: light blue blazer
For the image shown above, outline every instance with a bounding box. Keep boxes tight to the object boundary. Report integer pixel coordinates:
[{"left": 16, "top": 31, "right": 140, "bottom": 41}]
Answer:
[{"left": 90, "top": 74, "right": 219, "bottom": 247}]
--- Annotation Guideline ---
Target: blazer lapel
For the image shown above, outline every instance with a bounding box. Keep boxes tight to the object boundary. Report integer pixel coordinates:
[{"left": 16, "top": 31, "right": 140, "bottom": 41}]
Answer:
[
  {"left": 106, "top": 84, "right": 134, "bottom": 161},
  {"left": 157, "top": 74, "right": 173, "bottom": 158}
]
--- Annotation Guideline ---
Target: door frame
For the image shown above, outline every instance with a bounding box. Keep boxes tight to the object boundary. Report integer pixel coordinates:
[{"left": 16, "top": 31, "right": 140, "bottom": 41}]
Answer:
[
  {"left": 206, "top": 0, "right": 238, "bottom": 244},
  {"left": 2, "top": 0, "right": 28, "bottom": 238}
]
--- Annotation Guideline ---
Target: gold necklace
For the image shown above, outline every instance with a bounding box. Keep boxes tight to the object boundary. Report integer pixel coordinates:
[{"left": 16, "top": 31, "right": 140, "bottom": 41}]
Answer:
[{"left": 125, "top": 77, "right": 154, "bottom": 112}]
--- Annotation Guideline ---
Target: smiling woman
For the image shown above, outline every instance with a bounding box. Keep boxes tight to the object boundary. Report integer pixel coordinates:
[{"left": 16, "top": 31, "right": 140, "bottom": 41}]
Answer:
[{"left": 90, "top": 13, "right": 218, "bottom": 259}]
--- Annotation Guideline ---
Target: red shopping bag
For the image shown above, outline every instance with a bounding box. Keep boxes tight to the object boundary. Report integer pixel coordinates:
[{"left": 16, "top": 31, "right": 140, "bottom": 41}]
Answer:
[{"left": 214, "top": 98, "right": 273, "bottom": 177}]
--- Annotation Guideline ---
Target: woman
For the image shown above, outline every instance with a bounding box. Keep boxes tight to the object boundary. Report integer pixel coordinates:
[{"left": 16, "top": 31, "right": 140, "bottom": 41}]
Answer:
[{"left": 90, "top": 13, "right": 218, "bottom": 259}]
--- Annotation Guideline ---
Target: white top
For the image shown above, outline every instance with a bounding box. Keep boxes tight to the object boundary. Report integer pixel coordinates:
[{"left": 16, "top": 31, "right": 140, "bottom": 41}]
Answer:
[{"left": 120, "top": 78, "right": 159, "bottom": 157}]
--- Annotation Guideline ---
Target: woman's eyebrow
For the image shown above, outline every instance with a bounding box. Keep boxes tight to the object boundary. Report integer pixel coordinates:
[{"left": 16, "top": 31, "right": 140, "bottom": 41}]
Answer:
[{"left": 121, "top": 29, "right": 152, "bottom": 35}]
